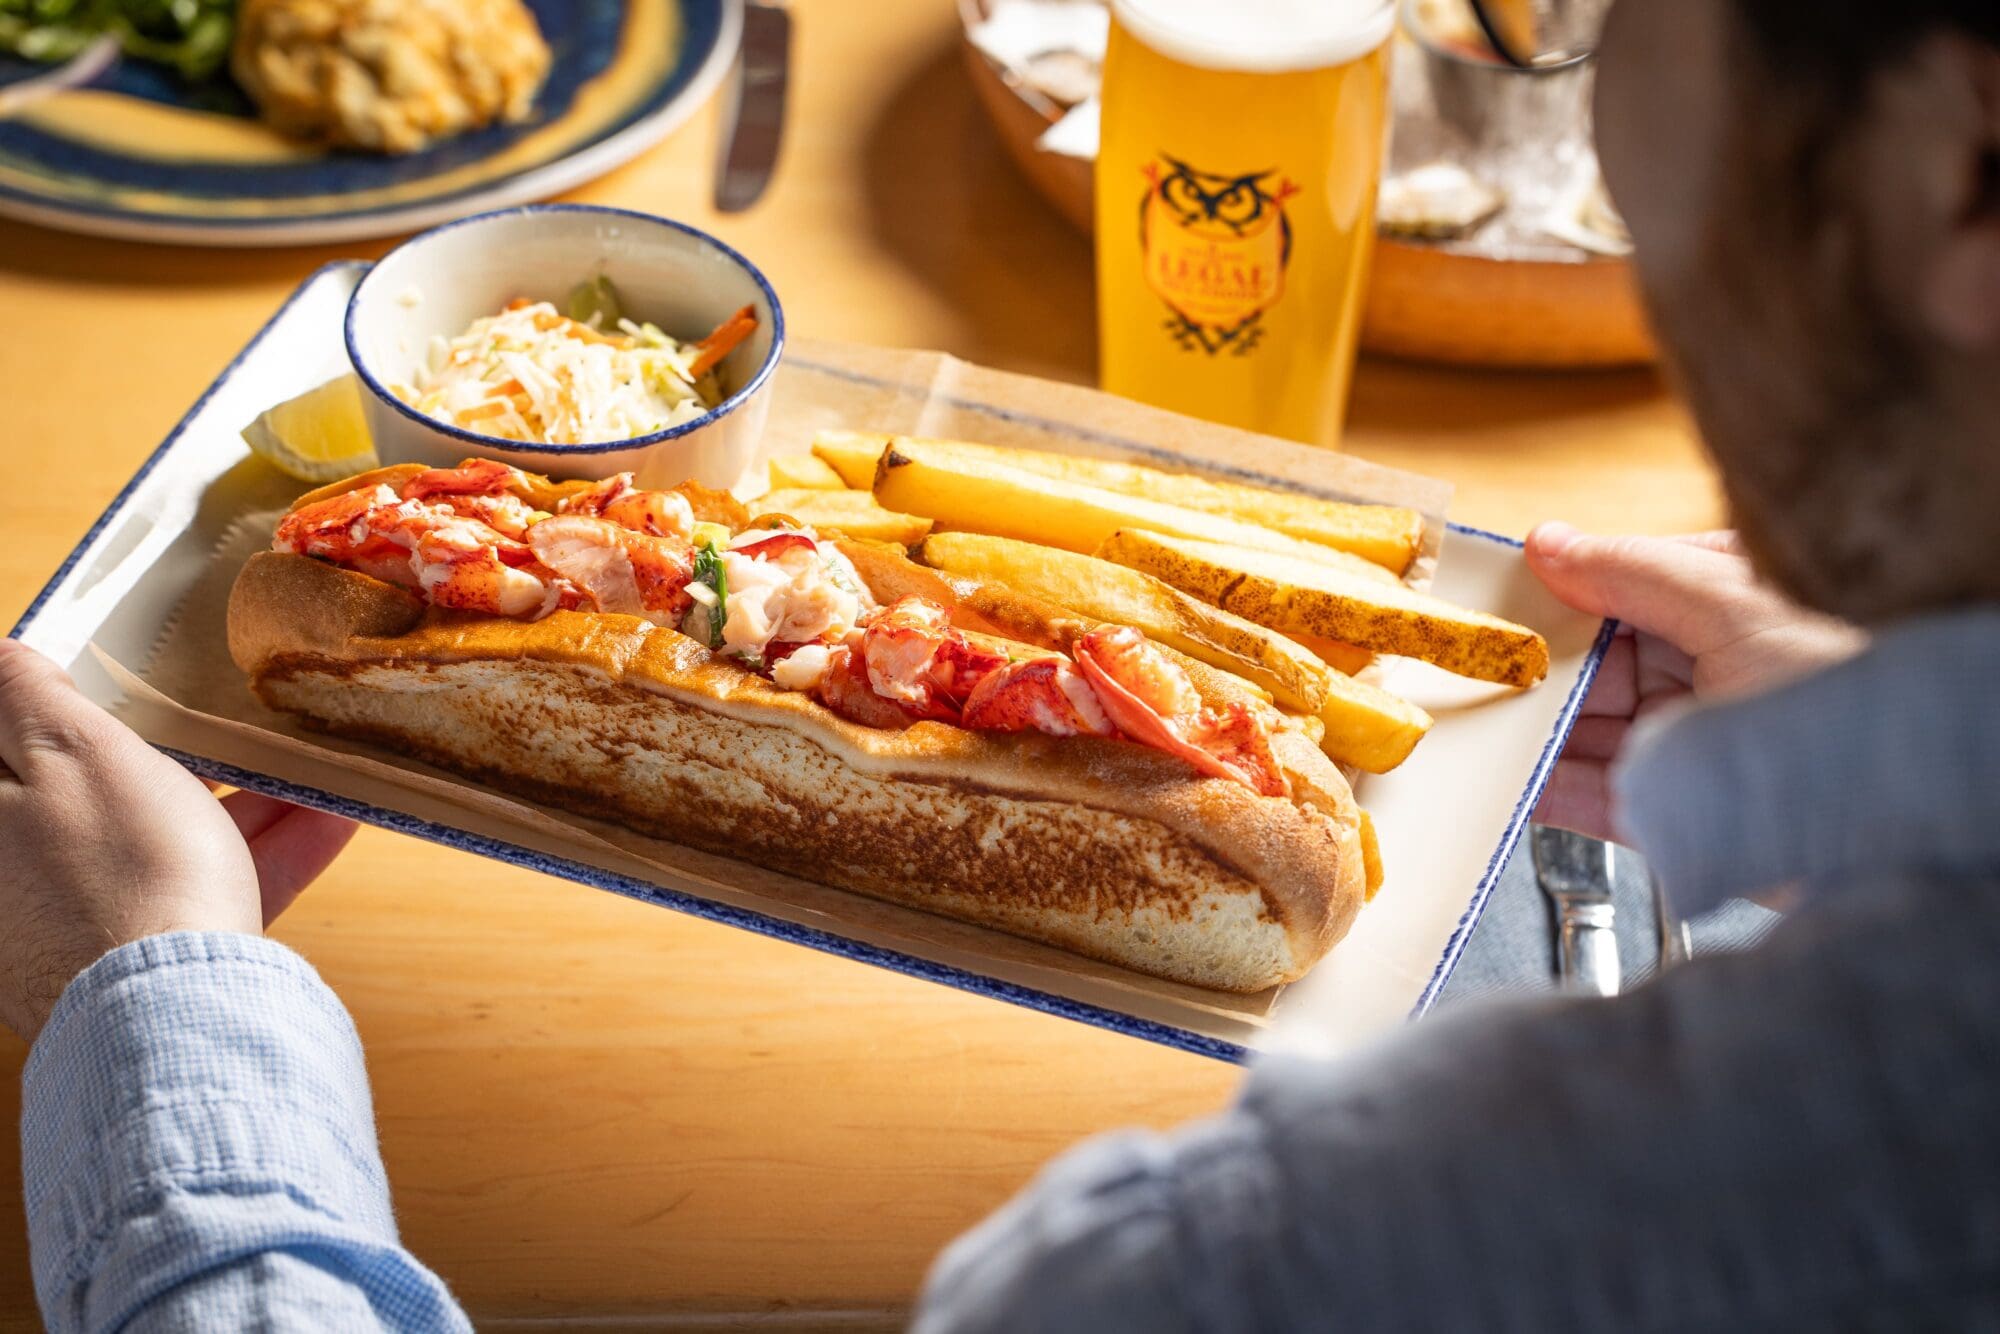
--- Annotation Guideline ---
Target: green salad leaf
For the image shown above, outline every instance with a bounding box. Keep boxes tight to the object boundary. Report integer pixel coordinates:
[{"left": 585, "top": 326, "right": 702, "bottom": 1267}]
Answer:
[{"left": 1, "top": 0, "right": 236, "bottom": 82}]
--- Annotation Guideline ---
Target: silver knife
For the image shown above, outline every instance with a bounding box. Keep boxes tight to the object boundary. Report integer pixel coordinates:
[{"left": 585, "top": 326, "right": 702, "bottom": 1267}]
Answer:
[
  {"left": 714, "top": 0, "right": 791, "bottom": 213},
  {"left": 1531, "top": 825, "right": 1621, "bottom": 996}
]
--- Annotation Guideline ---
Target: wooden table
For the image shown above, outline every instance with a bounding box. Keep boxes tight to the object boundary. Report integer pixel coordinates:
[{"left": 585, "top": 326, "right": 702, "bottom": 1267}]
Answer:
[{"left": 0, "top": 2, "right": 1720, "bottom": 1326}]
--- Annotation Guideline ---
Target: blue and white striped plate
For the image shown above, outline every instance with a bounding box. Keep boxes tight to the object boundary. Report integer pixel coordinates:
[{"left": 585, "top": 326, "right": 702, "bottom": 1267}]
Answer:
[{"left": 0, "top": 0, "right": 736, "bottom": 245}]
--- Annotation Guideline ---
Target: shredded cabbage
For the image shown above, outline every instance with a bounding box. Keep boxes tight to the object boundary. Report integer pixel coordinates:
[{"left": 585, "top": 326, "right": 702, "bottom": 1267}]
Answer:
[{"left": 398, "top": 299, "right": 723, "bottom": 445}]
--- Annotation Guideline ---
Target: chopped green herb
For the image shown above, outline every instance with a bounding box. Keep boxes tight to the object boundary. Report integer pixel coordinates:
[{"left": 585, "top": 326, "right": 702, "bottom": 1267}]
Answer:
[{"left": 693, "top": 541, "right": 728, "bottom": 648}]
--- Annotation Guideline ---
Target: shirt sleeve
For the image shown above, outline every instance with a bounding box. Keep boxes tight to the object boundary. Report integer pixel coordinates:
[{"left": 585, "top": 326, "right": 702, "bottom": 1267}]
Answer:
[
  {"left": 913, "top": 885, "right": 2000, "bottom": 1332},
  {"left": 20, "top": 932, "right": 471, "bottom": 1334}
]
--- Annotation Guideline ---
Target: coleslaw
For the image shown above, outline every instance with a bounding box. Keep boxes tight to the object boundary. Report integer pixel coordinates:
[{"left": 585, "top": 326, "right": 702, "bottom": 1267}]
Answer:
[{"left": 396, "top": 282, "right": 758, "bottom": 445}]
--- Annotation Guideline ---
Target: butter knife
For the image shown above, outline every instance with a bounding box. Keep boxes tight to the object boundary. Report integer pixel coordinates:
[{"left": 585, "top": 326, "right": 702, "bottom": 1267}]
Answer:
[
  {"left": 1531, "top": 824, "right": 1620, "bottom": 996},
  {"left": 714, "top": 0, "right": 791, "bottom": 213}
]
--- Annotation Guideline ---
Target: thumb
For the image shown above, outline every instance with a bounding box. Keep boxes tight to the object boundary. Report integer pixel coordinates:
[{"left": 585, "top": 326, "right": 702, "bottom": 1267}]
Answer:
[
  {"left": 1526, "top": 523, "right": 1760, "bottom": 654},
  {"left": 0, "top": 639, "right": 129, "bottom": 777}
]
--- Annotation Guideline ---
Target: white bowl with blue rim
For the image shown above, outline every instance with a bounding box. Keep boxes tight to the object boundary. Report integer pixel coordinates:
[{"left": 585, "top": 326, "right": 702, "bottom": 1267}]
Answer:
[{"left": 345, "top": 203, "right": 783, "bottom": 490}]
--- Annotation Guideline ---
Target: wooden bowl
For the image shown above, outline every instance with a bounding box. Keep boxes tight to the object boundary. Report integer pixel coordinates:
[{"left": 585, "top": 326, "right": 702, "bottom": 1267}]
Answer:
[
  {"left": 957, "top": 8, "right": 1657, "bottom": 370},
  {"left": 1365, "top": 237, "right": 1655, "bottom": 367}
]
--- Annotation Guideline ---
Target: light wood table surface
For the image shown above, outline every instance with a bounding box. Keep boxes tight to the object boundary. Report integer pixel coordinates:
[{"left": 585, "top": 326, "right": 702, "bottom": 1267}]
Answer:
[{"left": 0, "top": 2, "right": 1721, "bottom": 1326}]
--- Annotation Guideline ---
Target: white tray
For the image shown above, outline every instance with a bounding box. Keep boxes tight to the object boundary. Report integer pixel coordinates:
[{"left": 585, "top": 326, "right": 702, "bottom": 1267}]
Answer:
[{"left": 10, "top": 262, "right": 1611, "bottom": 1062}]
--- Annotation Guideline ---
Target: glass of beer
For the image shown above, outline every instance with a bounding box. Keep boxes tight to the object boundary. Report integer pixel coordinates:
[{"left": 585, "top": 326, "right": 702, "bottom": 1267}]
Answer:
[{"left": 1095, "top": 0, "right": 1395, "bottom": 447}]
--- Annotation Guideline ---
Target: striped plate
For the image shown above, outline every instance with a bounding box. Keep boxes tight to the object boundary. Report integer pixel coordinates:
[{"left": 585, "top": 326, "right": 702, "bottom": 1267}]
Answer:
[{"left": 0, "top": 0, "right": 736, "bottom": 245}]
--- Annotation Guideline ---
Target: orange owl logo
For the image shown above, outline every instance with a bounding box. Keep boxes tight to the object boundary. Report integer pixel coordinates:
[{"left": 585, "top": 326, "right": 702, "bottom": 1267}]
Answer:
[{"left": 1139, "top": 156, "right": 1299, "bottom": 356}]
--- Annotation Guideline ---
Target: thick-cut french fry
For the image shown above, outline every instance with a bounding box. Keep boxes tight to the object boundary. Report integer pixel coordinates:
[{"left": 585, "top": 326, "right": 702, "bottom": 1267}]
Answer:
[
  {"left": 767, "top": 453, "right": 846, "bottom": 490},
  {"left": 873, "top": 438, "right": 1400, "bottom": 583},
  {"left": 916, "top": 530, "right": 1333, "bottom": 714},
  {"left": 1160, "top": 646, "right": 1275, "bottom": 710},
  {"left": 817, "top": 429, "right": 1423, "bottom": 572},
  {"left": 1101, "top": 528, "right": 1550, "bottom": 688},
  {"left": 754, "top": 488, "right": 933, "bottom": 546},
  {"left": 811, "top": 430, "right": 886, "bottom": 489},
  {"left": 1314, "top": 671, "right": 1434, "bottom": 773},
  {"left": 1358, "top": 810, "right": 1383, "bottom": 899},
  {"left": 1288, "top": 632, "right": 1373, "bottom": 677}
]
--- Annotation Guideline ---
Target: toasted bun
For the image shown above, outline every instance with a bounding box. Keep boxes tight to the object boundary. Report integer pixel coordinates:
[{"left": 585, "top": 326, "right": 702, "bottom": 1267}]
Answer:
[{"left": 227, "top": 551, "right": 1367, "bottom": 991}]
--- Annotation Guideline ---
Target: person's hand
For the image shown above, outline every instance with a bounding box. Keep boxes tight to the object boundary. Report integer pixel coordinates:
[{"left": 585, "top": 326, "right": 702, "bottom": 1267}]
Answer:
[
  {"left": 0, "top": 639, "right": 356, "bottom": 1042},
  {"left": 1525, "top": 523, "right": 1866, "bottom": 842}
]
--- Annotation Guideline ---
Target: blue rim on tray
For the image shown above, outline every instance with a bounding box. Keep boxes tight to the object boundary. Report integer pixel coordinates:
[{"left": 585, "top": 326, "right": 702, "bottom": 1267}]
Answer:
[
  {"left": 8, "top": 259, "right": 1615, "bottom": 1065},
  {"left": 0, "top": 0, "right": 738, "bottom": 246}
]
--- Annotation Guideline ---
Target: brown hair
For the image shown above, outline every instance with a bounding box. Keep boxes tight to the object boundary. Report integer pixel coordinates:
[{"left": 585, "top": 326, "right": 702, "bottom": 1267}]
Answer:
[
  {"left": 1735, "top": 1, "right": 2000, "bottom": 94},
  {"left": 1657, "top": 1, "right": 2000, "bottom": 622}
]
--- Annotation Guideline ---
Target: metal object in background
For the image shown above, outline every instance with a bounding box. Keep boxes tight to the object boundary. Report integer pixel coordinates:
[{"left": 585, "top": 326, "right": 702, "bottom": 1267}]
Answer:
[
  {"left": 1532, "top": 824, "right": 1621, "bottom": 995},
  {"left": 1651, "top": 866, "right": 1695, "bottom": 970},
  {"left": 714, "top": 0, "right": 791, "bottom": 213},
  {"left": 1406, "top": 0, "right": 1596, "bottom": 169},
  {"left": 1468, "top": 0, "right": 1615, "bottom": 67},
  {"left": 0, "top": 33, "right": 119, "bottom": 120}
]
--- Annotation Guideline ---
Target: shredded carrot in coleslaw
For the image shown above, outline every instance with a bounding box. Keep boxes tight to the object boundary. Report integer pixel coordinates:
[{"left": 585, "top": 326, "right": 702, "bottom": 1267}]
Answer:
[{"left": 395, "top": 299, "right": 743, "bottom": 444}]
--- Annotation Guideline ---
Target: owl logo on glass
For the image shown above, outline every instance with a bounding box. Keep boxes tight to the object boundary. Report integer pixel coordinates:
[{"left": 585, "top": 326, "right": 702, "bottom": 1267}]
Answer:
[{"left": 1139, "top": 156, "right": 1299, "bottom": 356}]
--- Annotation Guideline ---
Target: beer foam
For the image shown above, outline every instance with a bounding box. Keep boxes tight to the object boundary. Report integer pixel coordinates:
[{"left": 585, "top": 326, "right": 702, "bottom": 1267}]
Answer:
[{"left": 1111, "top": 0, "right": 1395, "bottom": 73}]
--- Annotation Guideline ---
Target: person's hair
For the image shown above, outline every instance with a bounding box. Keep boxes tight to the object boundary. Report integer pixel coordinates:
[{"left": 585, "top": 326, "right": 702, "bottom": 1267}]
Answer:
[
  {"left": 1734, "top": 1, "right": 2000, "bottom": 97},
  {"left": 1671, "top": 0, "right": 2000, "bottom": 622}
]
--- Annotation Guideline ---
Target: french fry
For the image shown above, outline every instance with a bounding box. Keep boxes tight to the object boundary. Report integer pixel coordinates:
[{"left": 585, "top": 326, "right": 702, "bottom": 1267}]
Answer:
[
  {"left": 1314, "top": 672, "right": 1434, "bottom": 773},
  {"left": 1100, "top": 528, "right": 1550, "bottom": 688},
  {"left": 1292, "top": 712, "right": 1328, "bottom": 746},
  {"left": 767, "top": 453, "right": 847, "bottom": 490},
  {"left": 817, "top": 429, "right": 1422, "bottom": 572},
  {"left": 1158, "top": 646, "right": 1275, "bottom": 710},
  {"left": 872, "top": 438, "right": 1400, "bottom": 583},
  {"left": 1358, "top": 810, "right": 1384, "bottom": 899},
  {"left": 1288, "top": 632, "right": 1373, "bottom": 677},
  {"left": 754, "top": 489, "right": 933, "bottom": 546},
  {"left": 812, "top": 430, "right": 886, "bottom": 488},
  {"left": 916, "top": 530, "right": 1333, "bottom": 714}
]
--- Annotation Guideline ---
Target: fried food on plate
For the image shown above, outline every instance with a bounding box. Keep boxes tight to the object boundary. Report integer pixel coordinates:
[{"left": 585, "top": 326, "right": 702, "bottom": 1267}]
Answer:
[
  {"left": 914, "top": 533, "right": 1428, "bottom": 773},
  {"left": 753, "top": 488, "right": 933, "bottom": 546},
  {"left": 1287, "top": 633, "right": 1374, "bottom": 677},
  {"left": 767, "top": 454, "right": 847, "bottom": 490},
  {"left": 1100, "top": 528, "right": 1551, "bottom": 689},
  {"left": 1309, "top": 672, "right": 1434, "bottom": 774},
  {"left": 817, "top": 430, "right": 1424, "bottom": 573},
  {"left": 873, "top": 437, "right": 1405, "bottom": 581},
  {"left": 916, "top": 530, "right": 1331, "bottom": 714},
  {"left": 233, "top": 0, "right": 551, "bottom": 154},
  {"left": 811, "top": 430, "right": 891, "bottom": 488}
]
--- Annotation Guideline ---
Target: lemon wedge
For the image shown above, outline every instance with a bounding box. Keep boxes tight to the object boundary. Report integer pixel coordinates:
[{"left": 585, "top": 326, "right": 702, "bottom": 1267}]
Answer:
[{"left": 242, "top": 373, "right": 378, "bottom": 483}]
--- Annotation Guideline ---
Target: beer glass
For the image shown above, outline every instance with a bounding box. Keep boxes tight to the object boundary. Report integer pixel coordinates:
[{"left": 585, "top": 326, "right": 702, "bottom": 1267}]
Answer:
[{"left": 1095, "top": 0, "right": 1396, "bottom": 447}]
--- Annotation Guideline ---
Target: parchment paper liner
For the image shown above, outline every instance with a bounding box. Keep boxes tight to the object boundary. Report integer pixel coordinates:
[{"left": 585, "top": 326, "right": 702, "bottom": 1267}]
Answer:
[{"left": 92, "top": 337, "right": 1455, "bottom": 1039}]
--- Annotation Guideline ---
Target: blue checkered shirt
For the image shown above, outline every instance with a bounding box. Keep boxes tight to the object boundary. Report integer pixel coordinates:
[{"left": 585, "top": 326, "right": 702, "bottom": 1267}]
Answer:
[{"left": 21, "top": 932, "right": 470, "bottom": 1332}]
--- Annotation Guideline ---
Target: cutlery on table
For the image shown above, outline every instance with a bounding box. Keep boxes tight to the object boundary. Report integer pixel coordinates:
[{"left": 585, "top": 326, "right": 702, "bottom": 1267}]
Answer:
[
  {"left": 1651, "top": 866, "right": 1694, "bottom": 970},
  {"left": 1532, "top": 824, "right": 1621, "bottom": 996},
  {"left": 714, "top": 0, "right": 791, "bottom": 213}
]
